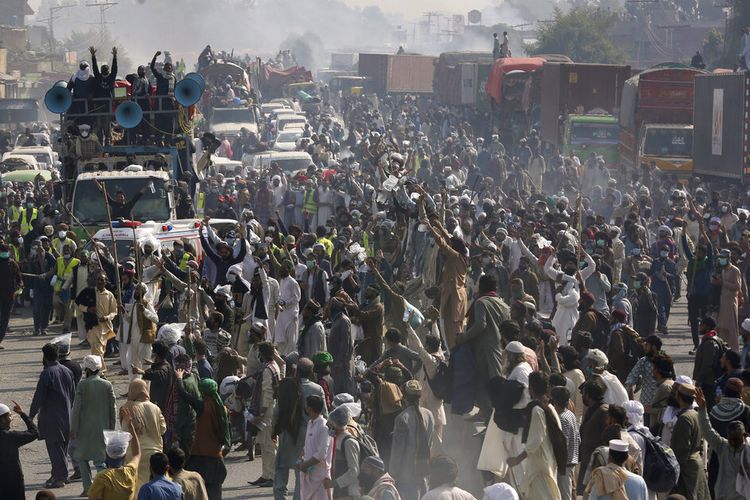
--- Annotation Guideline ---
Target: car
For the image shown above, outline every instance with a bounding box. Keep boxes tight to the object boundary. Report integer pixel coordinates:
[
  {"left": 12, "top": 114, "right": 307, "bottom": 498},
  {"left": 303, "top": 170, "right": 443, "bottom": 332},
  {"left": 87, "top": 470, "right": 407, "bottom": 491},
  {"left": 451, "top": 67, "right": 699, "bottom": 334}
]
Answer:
[
  {"left": 260, "top": 103, "right": 290, "bottom": 117},
  {"left": 6, "top": 146, "right": 59, "bottom": 170},
  {"left": 249, "top": 151, "right": 314, "bottom": 172},
  {"left": 209, "top": 106, "right": 260, "bottom": 136},
  {"left": 275, "top": 113, "right": 307, "bottom": 132},
  {"left": 2, "top": 169, "right": 52, "bottom": 183},
  {"left": 13, "top": 132, "right": 51, "bottom": 148},
  {"left": 273, "top": 129, "right": 304, "bottom": 151},
  {"left": 0, "top": 154, "right": 40, "bottom": 172}
]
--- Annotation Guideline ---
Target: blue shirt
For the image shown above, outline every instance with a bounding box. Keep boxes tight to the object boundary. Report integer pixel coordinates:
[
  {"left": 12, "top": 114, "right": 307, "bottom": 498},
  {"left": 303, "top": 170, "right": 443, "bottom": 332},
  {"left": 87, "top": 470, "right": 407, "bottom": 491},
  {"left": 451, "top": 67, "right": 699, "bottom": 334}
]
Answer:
[
  {"left": 137, "top": 475, "right": 182, "bottom": 500},
  {"left": 197, "top": 358, "right": 214, "bottom": 380}
]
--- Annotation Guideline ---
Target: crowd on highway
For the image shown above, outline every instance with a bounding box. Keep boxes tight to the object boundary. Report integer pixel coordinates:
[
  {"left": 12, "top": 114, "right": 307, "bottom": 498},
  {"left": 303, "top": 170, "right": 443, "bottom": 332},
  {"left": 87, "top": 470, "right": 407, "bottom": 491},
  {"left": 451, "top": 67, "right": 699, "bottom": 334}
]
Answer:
[{"left": 5, "top": 45, "right": 750, "bottom": 500}]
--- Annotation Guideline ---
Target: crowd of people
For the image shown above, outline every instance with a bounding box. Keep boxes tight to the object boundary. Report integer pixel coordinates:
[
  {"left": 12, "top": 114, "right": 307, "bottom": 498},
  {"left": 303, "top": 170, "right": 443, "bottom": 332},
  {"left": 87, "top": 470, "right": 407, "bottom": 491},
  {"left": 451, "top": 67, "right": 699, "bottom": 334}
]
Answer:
[{"left": 5, "top": 45, "right": 750, "bottom": 500}]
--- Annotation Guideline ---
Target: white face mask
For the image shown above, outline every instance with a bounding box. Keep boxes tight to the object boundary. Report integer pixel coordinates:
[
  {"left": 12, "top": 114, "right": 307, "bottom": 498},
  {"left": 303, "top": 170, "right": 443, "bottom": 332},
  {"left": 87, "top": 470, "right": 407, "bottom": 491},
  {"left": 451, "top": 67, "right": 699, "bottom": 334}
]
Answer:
[{"left": 58, "top": 231, "right": 67, "bottom": 239}]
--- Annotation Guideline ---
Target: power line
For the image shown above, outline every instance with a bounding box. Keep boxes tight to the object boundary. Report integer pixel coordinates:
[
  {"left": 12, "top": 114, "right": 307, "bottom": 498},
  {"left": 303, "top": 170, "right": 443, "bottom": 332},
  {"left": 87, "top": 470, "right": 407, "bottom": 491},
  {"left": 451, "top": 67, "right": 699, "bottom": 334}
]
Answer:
[
  {"left": 37, "top": 4, "right": 76, "bottom": 55},
  {"left": 86, "top": 1, "right": 118, "bottom": 45}
]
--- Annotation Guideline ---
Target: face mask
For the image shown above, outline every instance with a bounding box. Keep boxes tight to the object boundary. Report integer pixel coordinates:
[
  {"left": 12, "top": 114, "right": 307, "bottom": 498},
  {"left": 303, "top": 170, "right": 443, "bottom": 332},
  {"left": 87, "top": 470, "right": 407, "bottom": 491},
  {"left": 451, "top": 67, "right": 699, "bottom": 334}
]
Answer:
[
  {"left": 306, "top": 260, "right": 315, "bottom": 269},
  {"left": 710, "top": 224, "right": 718, "bottom": 230},
  {"left": 634, "top": 281, "right": 641, "bottom": 289},
  {"left": 452, "top": 208, "right": 460, "bottom": 216},
  {"left": 660, "top": 250, "right": 669, "bottom": 258},
  {"left": 63, "top": 253, "right": 71, "bottom": 259},
  {"left": 632, "top": 248, "right": 641, "bottom": 256},
  {"left": 722, "top": 207, "right": 728, "bottom": 213},
  {"left": 26, "top": 203, "right": 33, "bottom": 209},
  {"left": 174, "top": 248, "right": 184, "bottom": 258},
  {"left": 58, "top": 231, "right": 66, "bottom": 239},
  {"left": 596, "top": 239, "right": 605, "bottom": 247},
  {"left": 0, "top": 252, "right": 9, "bottom": 259},
  {"left": 228, "top": 274, "right": 237, "bottom": 283},
  {"left": 719, "top": 257, "right": 729, "bottom": 266}
]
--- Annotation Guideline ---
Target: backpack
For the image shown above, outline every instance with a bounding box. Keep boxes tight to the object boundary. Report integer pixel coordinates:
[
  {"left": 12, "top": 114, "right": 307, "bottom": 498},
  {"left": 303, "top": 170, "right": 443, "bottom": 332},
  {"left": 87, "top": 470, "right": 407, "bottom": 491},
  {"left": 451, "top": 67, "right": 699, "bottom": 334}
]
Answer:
[
  {"left": 342, "top": 432, "right": 380, "bottom": 465},
  {"left": 590, "top": 311, "right": 611, "bottom": 351},
  {"left": 426, "top": 355, "right": 452, "bottom": 402},
  {"left": 633, "top": 428, "right": 680, "bottom": 493},
  {"left": 621, "top": 327, "right": 644, "bottom": 371}
]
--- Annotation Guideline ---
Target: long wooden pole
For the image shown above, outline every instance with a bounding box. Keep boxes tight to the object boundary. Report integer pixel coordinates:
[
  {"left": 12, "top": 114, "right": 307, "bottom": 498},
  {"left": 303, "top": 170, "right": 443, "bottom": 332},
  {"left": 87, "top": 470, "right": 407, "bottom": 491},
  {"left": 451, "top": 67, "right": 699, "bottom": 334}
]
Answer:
[{"left": 96, "top": 180, "right": 124, "bottom": 334}]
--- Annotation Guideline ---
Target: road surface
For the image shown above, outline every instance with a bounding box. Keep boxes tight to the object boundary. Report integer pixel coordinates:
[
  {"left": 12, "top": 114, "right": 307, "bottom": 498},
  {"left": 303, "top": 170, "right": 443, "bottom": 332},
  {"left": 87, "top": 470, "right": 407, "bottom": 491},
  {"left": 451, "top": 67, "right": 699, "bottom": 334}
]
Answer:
[{"left": 2, "top": 296, "right": 697, "bottom": 499}]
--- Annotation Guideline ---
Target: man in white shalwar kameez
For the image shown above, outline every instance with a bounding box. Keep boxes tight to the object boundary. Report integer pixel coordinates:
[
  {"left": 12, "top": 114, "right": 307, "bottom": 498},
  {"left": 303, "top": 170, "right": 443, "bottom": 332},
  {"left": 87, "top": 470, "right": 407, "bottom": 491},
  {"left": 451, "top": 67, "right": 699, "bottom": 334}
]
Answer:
[
  {"left": 300, "top": 395, "right": 332, "bottom": 500},
  {"left": 123, "top": 283, "right": 159, "bottom": 380},
  {"left": 507, "top": 372, "right": 562, "bottom": 500},
  {"left": 275, "top": 261, "right": 300, "bottom": 355},
  {"left": 478, "top": 341, "right": 531, "bottom": 487},
  {"left": 545, "top": 252, "right": 596, "bottom": 346}
]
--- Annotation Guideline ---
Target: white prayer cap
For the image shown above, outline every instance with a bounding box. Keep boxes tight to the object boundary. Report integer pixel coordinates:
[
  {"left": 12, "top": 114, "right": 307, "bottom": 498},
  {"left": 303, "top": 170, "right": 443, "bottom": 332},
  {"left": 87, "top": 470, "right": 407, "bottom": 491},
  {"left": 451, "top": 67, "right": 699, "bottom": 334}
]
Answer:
[
  {"left": 742, "top": 318, "right": 750, "bottom": 332},
  {"left": 157, "top": 323, "right": 183, "bottom": 345},
  {"left": 609, "top": 439, "right": 629, "bottom": 453},
  {"left": 505, "top": 341, "right": 525, "bottom": 354},
  {"left": 214, "top": 284, "right": 232, "bottom": 299},
  {"left": 83, "top": 355, "right": 102, "bottom": 372},
  {"left": 104, "top": 430, "right": 132, "bottom": 458},
  {"left": 623, "top": 400, "right": 644, "bottom": 428},
  {"left": 586, "top": 348, "right": 609, "bottom": 367},
  {"left": 220, "top": 376, "right": 240, "bottom": 398},
  {"left": 0, "top": 404, "right": 9, "bottom": 417},
  {"left": 675, "top": 375, "right": 693, "bottom": 386},
  {"left": 482, "top": 482, "right": 519, "bottom": 500}
]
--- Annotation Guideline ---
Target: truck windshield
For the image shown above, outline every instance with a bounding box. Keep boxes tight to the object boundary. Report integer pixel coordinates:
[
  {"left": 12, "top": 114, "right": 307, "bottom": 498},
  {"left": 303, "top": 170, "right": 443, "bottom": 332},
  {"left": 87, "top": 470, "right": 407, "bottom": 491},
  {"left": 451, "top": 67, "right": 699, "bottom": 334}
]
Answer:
[
  {"left": 72, "top": 178, "right": 171, "bottom": 224},
  {"left": 570, "top": 123, "right": 619, "bottom": 144},
  {"left": 212, "top": 108, "right": 256, "bottom": 124},
  {"left": 643, "top": 128, "right": 693, "bottom": 158}
]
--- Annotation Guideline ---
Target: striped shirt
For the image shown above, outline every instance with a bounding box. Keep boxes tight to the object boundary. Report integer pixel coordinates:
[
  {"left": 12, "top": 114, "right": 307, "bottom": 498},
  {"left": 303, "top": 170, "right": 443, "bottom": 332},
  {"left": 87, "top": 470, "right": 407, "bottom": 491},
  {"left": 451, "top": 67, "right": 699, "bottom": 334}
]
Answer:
[{"left": 558, "top": 408, "right": 580, "bottom": 466}]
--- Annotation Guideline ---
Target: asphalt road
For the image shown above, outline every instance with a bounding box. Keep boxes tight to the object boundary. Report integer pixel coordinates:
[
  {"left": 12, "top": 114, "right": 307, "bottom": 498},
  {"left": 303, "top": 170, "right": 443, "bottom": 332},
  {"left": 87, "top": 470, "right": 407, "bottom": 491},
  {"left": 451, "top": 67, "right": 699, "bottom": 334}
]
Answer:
[{"left": 3, "top": 296, "right": 697, "bottom": 499}]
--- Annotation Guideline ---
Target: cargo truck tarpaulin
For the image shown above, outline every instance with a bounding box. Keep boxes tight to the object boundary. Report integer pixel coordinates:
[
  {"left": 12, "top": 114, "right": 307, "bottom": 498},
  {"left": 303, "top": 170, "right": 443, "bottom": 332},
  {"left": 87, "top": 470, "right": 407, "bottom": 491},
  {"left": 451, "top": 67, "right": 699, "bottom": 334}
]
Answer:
[{"left": 485, "top": 57, "right": 545, "bottom": 104}]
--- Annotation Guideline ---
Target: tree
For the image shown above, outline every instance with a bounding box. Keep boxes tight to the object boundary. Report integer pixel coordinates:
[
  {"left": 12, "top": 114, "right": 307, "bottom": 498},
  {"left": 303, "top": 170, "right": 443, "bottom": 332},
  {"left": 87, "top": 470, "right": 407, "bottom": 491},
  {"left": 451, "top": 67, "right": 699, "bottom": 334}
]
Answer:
[
  {"left": 701, "top": 29, "right": 724, "bottom": 69},
  {"left": 63, "top": 28, "right": 133, "bottom": 73},
  {"left": 526, "top": 6, "right": 627, "bottom": 64}
]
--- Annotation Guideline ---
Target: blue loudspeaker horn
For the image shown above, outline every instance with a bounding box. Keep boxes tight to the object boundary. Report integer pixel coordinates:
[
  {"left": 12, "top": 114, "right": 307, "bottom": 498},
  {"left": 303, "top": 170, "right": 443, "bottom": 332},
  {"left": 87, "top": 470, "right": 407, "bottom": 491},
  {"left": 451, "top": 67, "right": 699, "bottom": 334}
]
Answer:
[
  {"left": 175, "top": 78, "right": 202, "bottom": 107},
  {"left": 44, "top": 81, "right": 72, "bottom": 113},
  {"left": 115, "top": 101, "right": 144, "bottom": 129},
  {"left": 184, "top": 72, "right": 206, "bottom": 92}
]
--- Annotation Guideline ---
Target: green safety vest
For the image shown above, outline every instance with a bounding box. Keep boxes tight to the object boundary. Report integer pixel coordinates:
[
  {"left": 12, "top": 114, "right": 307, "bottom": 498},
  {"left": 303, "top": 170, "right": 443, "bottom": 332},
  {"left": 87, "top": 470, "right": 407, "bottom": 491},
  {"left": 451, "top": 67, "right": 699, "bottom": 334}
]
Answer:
[
  {"left": 303, "top": 190, "right": 317, "bottom": 215},
  {"left": 9, "top": 205, "right": 20, "bottom": 223},
  {"left": 20, "top": 207, "right": 37, "bottom": 236},
  {"left": 55, "top": 257, "right": 80, "bottom": 292}
]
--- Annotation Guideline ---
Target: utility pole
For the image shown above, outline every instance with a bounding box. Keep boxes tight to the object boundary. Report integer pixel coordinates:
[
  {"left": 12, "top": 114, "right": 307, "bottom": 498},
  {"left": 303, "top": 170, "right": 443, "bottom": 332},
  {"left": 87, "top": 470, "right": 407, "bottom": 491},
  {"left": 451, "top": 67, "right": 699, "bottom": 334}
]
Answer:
[
  {"left": 39, "top": 4, "right": 75, "bottom": 55},
  {"left": 86, "top": 1, "right": 118, "bottom": 45}
]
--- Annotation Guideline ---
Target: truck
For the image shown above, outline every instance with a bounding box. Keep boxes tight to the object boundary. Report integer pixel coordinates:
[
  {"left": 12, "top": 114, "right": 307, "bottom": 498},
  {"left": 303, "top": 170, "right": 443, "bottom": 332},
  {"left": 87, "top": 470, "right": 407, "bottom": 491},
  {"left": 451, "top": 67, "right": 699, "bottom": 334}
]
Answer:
[
  {"left": 357, "top": 53, "right": 436, "bottom": 95},
  {"left": 433, "top": 52, "right": 495, "bottom": 106},
  {"left": 693, "top": 72, "right": 750, "bottom": 182},
  {"left": 619, "top": 64, "right": 705, "bottom": 175},
  {"left": 539, "top": 62, "right": 631, "bottom": 165},
  {"left": 485, "top": 57, "right": 546, "bottom": 145}
]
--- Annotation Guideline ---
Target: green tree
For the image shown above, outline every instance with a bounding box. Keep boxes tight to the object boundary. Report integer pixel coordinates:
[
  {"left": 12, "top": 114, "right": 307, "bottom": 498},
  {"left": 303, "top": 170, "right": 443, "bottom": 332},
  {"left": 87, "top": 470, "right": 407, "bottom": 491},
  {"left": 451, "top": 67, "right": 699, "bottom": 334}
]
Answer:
[
  {"left": 63, "top": 28, "right": 133, "bottom": 73},
  {"left": 701, "top": 28, "right": 724, "bottom": 69},
  {"left": 526, "top": 6, "right": 627, "bottom": 64}
]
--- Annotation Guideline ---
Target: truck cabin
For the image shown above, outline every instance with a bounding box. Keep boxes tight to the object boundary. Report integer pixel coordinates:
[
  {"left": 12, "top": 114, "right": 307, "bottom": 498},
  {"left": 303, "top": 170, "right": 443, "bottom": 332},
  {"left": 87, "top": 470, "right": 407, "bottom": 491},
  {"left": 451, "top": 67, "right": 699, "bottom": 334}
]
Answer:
[
  {"left": 641, "top": 125, "right": 693, "bottom": 159},
  {"left": 329, "top": 76, "right": 370, "bottom": 95},
  {"left": 70, "top": 171, "right": 175, "bottom": 233}
]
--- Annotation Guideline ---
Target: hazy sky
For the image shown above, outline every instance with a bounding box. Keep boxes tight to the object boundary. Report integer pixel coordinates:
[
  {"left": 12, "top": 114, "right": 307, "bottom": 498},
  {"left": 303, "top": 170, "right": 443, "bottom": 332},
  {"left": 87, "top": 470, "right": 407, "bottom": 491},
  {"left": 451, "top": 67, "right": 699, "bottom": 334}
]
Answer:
[{"left": 342, "top": 0, "right": 488, "bottom": 18}]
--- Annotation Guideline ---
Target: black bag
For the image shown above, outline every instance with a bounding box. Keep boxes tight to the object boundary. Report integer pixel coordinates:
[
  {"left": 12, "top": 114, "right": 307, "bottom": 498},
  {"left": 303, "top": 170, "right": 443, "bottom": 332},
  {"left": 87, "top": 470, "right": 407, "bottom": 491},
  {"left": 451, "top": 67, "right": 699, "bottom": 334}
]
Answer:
[
  {"left": 634, "top": 428, "right": 680, "bottom": 493},
  {"left": 426, "top": 355, "right": 452, "bottom": 402},
  {"left": 342, "top": 432, "right": 380, "bottom": 465}
]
